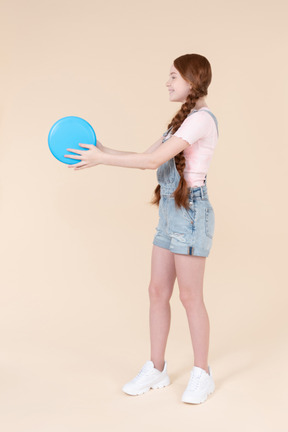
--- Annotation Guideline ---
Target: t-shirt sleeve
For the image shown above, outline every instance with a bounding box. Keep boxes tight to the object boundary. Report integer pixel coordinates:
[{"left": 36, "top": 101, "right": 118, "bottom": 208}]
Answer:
[{"left": 173, "top": 112, "right": 212, "bottom": 145}]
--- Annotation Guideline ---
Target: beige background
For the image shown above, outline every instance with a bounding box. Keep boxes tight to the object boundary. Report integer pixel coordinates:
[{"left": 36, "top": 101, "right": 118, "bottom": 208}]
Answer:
[{"left": 0, "top": 0, "right": 287, "bottom": 430}]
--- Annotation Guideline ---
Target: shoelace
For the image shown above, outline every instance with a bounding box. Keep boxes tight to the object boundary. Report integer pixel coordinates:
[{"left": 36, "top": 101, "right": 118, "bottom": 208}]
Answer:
[
  {"left": 187, "top": 372, "right": 202, "bottom": 391},
  {"left": 132, "top": 366, "right": 154, "bottom": 382}
]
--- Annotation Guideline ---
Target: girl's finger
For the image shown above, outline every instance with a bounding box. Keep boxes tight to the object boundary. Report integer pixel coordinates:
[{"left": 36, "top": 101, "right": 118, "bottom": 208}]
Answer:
[
  {"left": 64, "top": 154, "right": 82, "bottom": 159},
  {"left": 68, "top": 161, "right": 82, "bottom": 168},
  {"left": 79, "top": 143, "right": 93, "bottom": 148},
  {"left": 66, "top": 151, "right": 81, "bottom": 156},
  {"left": 74, "top": 161, "right": 87, "bottom": 169}
]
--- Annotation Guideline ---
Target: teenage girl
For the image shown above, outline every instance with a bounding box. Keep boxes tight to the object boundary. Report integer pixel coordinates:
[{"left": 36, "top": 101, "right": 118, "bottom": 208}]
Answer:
[{"left": 65, "top": 53, "right": 219, "bottom": 404}]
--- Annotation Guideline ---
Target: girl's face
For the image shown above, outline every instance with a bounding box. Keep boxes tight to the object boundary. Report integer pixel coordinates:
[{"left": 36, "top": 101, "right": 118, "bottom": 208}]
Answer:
[{"left": 166, "top": 64, "right": 191, "bottom": 103}]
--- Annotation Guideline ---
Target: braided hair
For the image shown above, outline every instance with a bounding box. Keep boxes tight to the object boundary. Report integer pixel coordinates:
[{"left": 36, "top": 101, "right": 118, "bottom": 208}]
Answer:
[{"left": 150, "top": 53, "right": 212, "bottom": 210}]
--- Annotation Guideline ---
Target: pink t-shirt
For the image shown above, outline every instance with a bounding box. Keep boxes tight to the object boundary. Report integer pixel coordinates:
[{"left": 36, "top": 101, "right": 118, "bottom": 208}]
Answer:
[{"left": 163, "top": 108, "right": 219, "bottom": 187}]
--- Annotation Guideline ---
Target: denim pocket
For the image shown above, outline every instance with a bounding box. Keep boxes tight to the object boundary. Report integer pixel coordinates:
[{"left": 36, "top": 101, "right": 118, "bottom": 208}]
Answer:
[
  {"left": 205, "top": 206, "right": 215, "bottom": 239},
  {"left": 181, "top": 202, "right": 196, "bottom": 224}
]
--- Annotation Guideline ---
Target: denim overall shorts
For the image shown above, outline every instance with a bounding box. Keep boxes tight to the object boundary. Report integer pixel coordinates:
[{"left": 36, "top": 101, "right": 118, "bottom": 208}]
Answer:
[{"left": 152, "top": 109, "right": 219, "bottom": 257}]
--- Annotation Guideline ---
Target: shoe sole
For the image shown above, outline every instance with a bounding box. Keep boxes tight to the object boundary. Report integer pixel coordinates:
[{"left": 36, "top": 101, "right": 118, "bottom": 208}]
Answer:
[
  {"left": 122, "top": 375, "right": 171, "bottom": 396},
  {"left": 181, "top": 382, "right": 215, "bottom": 404}
]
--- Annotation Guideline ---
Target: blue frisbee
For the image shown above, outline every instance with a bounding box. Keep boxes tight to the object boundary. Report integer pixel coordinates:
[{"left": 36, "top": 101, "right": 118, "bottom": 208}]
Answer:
[{"left": 48, "top": 116, "right": 97, "bottom": 165}]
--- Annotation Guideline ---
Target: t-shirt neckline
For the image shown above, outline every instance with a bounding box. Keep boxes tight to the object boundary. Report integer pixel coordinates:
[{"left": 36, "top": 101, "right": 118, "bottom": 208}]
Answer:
[{"left": 189, "top": 107, "right": 211, "bottom": 115}]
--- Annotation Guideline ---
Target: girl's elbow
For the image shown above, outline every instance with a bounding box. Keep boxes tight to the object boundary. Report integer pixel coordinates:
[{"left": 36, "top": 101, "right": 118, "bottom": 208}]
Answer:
[
  {"left": 149, "top": 157, "right": 159, "bottom": 170},
  {"left": 144, "top": 153, "right": 162, "bottom": 169}
]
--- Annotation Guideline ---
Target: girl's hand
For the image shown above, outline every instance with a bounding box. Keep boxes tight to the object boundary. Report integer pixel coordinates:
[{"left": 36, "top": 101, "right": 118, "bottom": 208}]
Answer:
[{"left": 64, "top": 144, "right": 103, "bottom": 170}]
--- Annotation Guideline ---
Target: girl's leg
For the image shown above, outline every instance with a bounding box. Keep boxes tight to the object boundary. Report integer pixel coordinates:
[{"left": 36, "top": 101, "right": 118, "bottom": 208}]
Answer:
[
  {"left": 174, "top": 254, "right": 210, "bottom": 373},
  {"left": 148, "top": 245, "right": 176, "bottom": 371}
]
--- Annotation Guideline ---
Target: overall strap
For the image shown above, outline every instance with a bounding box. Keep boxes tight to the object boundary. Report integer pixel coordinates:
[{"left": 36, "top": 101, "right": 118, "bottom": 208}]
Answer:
[
  {"left": 162, "top": 126, "right": 173, "bottom": 138},
  {"left": 188, "top": 108, "right": 219, "bottom": 137}
]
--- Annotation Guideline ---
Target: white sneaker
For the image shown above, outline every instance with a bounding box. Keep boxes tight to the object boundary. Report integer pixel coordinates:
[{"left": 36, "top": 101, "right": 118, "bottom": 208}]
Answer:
[
  {"left": 181, "top": 365, "right": 215, "bottom": 404},
  {"left": 122, "top": 360, "right": 170, "bottom": 396}
]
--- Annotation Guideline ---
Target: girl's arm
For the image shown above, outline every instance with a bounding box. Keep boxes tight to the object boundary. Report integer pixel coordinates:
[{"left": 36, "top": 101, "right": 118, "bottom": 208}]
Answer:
[
  {"left": 97, "top": 135, "right": 164, "bottom": 156},
  {"left": 97, "top": 140, "right": 137, "bottom": 156},
  {"left": 96, "top": 140, "right": 136, "bottom": 155},
  {"left": 99, "top": 136, "right": 190, "bottom": 170},
  {"left": 143, "top": 136, "right": 164, "bottom": 153},
  {"left": 66, "top": 136, "right": 190, "bottom": 171}
]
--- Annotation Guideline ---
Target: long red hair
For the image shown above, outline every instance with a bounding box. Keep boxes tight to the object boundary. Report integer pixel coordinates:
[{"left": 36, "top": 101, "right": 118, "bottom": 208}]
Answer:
[{"left": 150, "top": 53, "right": 212, "bottom": 209}]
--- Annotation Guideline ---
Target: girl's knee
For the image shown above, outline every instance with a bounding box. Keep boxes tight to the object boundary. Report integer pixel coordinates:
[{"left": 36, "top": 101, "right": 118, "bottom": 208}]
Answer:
[
  {"left": 179, "top": 291, "right": 204, "bottom": 308},
  {"left": 148, "top": 282, "right": 173, "bottom": 302}
]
